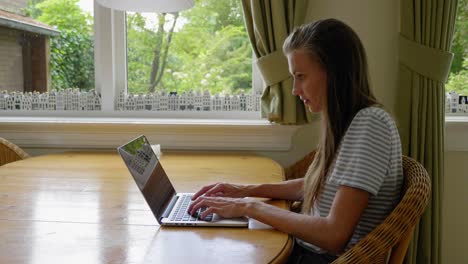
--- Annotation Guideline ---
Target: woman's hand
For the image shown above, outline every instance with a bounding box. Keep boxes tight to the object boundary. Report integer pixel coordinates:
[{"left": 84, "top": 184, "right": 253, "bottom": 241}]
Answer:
[
  {"left": 191, "top": 182, "right": 252, "bottom": 200},
  {"left": 188, "top": 196, "right": 256, "bottom": 220}
]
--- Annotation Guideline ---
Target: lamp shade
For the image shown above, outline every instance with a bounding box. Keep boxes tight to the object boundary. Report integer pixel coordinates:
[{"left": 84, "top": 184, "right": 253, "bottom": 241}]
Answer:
[{"left": 95, "top": 0, "right": 194, "bottom": 13}]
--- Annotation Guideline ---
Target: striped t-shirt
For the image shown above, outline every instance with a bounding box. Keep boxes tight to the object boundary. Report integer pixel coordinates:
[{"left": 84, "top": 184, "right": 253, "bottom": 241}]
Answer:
[{"left": 297, "top": 106, "right": 403, "bottom": 254}]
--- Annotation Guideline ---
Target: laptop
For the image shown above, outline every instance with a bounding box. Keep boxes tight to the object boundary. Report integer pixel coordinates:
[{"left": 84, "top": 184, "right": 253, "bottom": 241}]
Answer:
[{"left": 117, "top": 135, "right": 249, "bottom": 227}]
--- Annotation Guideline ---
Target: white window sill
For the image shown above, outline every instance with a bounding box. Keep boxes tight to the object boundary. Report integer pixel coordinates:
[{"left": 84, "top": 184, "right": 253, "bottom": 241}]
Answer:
[
  {"left": 2, "top": 114, "right": 464, "bottom": 152},
  {"left": 0, "top": 116, "right": 300, "bottom": 151},
  {"left": 445, "top": 115, "right": 468, "bottom": 151}
]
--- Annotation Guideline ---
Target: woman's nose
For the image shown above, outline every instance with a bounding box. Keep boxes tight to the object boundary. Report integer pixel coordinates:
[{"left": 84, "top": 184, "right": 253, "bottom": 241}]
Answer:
[{"left": 292, "top": 83, "right": 301, "bottom": 96}]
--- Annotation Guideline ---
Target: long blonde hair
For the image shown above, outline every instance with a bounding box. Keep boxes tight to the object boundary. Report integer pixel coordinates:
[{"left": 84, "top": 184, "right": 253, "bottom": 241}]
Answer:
[{"left": 283, "top": 19, "right": 379, "bottom": 213}]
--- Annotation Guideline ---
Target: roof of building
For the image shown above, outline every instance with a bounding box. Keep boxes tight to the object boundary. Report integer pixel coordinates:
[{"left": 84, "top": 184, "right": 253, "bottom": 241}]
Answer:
[{"left": 0, "top": 9, "right": 60, "bottom": 36}]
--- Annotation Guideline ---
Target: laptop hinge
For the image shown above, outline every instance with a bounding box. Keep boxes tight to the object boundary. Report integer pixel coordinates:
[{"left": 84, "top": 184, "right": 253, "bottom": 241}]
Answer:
[{"left": 161, "top": 195, "right": 179, "bottom": 220}]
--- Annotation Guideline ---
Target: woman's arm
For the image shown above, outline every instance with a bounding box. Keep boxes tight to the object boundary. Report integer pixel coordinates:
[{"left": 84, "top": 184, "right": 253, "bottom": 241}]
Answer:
[
  {"left": 191, "top": 178, "right": 304, "bottom": 201},
  {"left": 246, "top": 185, "right": 369, "bottom": 253},
  {"left": 191, "top": 185, "right": 369, "bottom": 254},
  {"left": 248, "top": 178, "right": 304, "bottom": 200}
]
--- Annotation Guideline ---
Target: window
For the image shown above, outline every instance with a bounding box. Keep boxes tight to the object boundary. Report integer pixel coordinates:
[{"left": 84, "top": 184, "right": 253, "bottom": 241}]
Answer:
[
  {"left": 444, "top": 0, "right": 467, "bottom": 152},
  {"left": 123, "top": 0, "right": 260, "bottom": 114},
  {"left": 0, "top": 0, "right": 262, "bottom": 119},
  {"left": 445, "top": 0, "right": 467, "bottom": 115},
  {"left": 0, "top": 0, "right": 63, "bottom": 93},
  {"left": 32, "top": 0, "right": 95, "bottom": 92},
  {"left": 0, "top": 0, "right": 302, "bottom": 152},
  {"left": 126, "top": 1, "right": 251, "bottom": 96},
  {"left": 0, "top": 0, "right": 96, "bottom": 111}
]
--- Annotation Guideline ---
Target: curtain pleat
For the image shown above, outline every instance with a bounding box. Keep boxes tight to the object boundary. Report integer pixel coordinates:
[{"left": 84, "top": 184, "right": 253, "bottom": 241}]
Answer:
[
  {"left": 241, "top": 0, "right": 311, "bottom": 124},
  {"left": 397, "top": 0, "right": 458, "bottom": 263}
]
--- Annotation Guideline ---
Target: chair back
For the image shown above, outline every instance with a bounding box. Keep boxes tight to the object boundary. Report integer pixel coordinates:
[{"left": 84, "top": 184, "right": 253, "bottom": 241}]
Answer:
[
  {"left": 0, "top": 138, "right": 30, "bottom": 166},
  {"left": 332, "top": 156, "right": 431, "bottom": 263}
]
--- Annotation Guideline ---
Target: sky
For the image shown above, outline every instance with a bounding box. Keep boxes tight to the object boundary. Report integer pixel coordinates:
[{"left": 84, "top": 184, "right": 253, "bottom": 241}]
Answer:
[
  {"left": 78, "top": 0, "right": 93, "bottom": 15},
  {"left": 77, "top": 0, "right": 185, "bottom": 31}
]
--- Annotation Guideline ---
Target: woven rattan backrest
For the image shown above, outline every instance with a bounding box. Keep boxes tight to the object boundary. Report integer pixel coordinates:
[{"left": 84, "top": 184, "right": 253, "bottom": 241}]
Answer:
[
  {"left": 332, "top": 156, "right": 431, "bottom": 263},
  {"left": 284, "top": 151, "right": 316, "bottom": 181},
  {"left": 0, "top": 138, "right": 30, "bottom": 166},
  {"left": 285, "top": 153, "right": 431, "bottom": 263}
]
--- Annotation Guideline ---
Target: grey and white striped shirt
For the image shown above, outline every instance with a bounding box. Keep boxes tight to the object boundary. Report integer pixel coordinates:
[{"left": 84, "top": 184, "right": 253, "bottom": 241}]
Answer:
[{"left": 297, "top": 106, "right": 403, "bottom": 254}]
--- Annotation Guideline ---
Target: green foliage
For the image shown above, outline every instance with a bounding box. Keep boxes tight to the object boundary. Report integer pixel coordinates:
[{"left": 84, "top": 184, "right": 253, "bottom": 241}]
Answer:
[
  {"left": 447, "top": 0, "right": 467, "bottom": 95},
  {"left": 447, "top": 57, "right": 468, "bottom": 95},
  {"left": 27, "top": 0, "right": 94, "bottom": 91},
  {"left": 126, "top": 13, "right": 160, "bottom": 93},
  {"left": 126, "top": 0, "right": 252, "bottom": 95},
  {"left": 26, "top": 0, "right": 249, "bottom": 94},
  {"left": 450, "top": 0, "right": 467, "bottom": 74},
  {"left": 24, "top": 0, "right": 44, "bottom": 18}
]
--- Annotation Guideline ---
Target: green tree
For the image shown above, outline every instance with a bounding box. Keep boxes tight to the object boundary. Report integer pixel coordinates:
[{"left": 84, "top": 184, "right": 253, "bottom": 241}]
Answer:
[
  {"left": 127, "top": 12, "right": 180, "bottom": 94},
  {"left": 447, "top": 0, "right": 467, "bottom": 95},
  {"left": 127, "top": 13, "right": 164, "bottom": 93},
  {"left": 450, "top": 0, "right": 467, "bottom": 74},
  {"left": 167, "top": 0, "right": 251, "bottom": 95},
  {"left": 26, "top": 0, "right": 94, "bottom": 91},
  {"left": 447, "top": 57, "right": 468, "bottom": 95},
  {"left": 148, "top": 12, "right": 179, "bottom": 92},
  {"left": 126, "top": 0, "right": 252, "bottom": 95}
]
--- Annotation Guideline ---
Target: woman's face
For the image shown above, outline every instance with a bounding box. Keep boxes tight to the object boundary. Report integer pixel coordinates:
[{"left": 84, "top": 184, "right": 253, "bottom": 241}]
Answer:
[{"left": 287, "top": 49, "right": 327, "bottom": 113}]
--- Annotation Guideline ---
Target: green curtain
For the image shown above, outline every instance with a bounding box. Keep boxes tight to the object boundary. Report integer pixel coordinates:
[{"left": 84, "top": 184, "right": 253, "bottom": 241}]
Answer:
[
  {"left": 396, "top": 0, "right": 458, "bottom": 263},
  {"left": 241, "top": 0, "right": 312, "bottom": 125}
]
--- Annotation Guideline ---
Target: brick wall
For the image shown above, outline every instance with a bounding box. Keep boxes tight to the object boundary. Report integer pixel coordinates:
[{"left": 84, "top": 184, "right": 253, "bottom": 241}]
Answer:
[
  {"left": 0, "top": 0, "right": 28, "bottom": 15},
  {"left": 0, "top": 26, "right": 23, "bottom": 92}
]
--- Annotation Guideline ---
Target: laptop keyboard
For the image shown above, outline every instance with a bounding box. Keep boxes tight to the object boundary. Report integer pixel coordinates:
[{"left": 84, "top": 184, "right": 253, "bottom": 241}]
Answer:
[{"left": 170, "top": 195, "right": 213, "bottom": 222}]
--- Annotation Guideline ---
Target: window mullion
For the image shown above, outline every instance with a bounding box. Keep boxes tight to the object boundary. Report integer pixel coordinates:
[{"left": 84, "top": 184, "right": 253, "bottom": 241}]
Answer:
[
  {"left": 113, "top": 11, "right": 127, "bottom": 107},
  {"left": 94, "top": 3, "right": 125, "bottom": 112}
]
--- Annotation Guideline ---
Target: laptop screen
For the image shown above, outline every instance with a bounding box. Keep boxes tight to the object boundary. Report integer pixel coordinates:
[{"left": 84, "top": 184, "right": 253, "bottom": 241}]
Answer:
[{"left": 118, "top": 135, "right": 176, "bottom": 221}]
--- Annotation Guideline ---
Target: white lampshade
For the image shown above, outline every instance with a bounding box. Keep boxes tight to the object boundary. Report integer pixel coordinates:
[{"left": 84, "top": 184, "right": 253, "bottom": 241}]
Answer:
[{"left": 95, "top": 0, "right": 194, "bottom": 13}]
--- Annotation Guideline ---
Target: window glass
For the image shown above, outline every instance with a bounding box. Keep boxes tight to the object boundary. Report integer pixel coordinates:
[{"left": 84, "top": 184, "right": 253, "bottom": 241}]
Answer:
[
  {"left": 126, "top": 0, "right": 252, "bottom": 97},
  {"left": 26, "top": 0, "right": 95, "bottom": 91},
  {"left": 446, "top": 0, "right": 467, "bottom": 114}
]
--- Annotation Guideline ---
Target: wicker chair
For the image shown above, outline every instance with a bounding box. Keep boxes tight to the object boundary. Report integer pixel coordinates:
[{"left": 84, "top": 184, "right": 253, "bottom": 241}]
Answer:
[
  {"left": 284, "top": 152, "right": 431, "bottom": 264},
  {"left": 0, "top": 137, "right": 30, "bottom": 166}
]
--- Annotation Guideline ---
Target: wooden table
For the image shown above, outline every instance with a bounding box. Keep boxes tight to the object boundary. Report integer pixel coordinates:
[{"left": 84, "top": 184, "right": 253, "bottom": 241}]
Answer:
[{"left": 0, "top": 152, "right": 292, "bottom": 263}]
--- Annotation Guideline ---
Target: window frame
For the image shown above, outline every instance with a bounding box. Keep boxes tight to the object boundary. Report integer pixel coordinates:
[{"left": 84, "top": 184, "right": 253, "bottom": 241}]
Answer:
[
  {"left": 445, "top": 116, "right": 468, "bottom": 151},
  {"left": 94, "top": 4, "right": 263, "bottom": 119},
  {"left": 0, "top": 3, "right": 301, "bottom": 153}
]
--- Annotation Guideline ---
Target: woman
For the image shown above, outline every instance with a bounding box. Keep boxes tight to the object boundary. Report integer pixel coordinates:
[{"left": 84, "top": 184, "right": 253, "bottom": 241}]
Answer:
[{"left": 188, "top": 18, "right": 403, "bottom": 263}]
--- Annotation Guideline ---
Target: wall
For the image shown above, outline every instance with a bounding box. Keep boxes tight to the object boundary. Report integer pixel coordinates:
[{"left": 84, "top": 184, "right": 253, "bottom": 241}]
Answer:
[
  {"left": 306, "top": 0, "right": 399, "bottom": 117},
  {"left": 442, "top": 151, "right": 468, "bottom": 263},
  {"left": 0, "top": 27, "right": 23, "bottom": 92}
]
